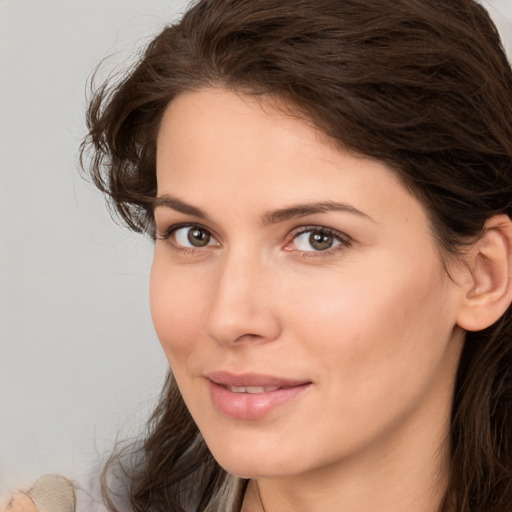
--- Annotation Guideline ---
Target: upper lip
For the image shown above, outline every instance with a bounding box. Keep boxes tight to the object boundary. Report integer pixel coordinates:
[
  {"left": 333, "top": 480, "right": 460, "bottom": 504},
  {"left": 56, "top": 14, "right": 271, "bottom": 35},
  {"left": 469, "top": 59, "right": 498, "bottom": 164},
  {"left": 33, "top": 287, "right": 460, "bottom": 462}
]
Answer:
[{"left": 206, "top": 371, "right": 311, "bottom": 388}]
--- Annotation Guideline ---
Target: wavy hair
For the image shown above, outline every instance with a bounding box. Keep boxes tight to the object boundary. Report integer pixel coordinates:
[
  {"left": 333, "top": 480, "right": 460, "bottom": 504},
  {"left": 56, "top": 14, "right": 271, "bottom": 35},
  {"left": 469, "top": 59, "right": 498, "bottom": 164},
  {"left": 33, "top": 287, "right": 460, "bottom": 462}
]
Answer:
[{"left": 81, "top": 1, "right": 512, "bottom": 510}]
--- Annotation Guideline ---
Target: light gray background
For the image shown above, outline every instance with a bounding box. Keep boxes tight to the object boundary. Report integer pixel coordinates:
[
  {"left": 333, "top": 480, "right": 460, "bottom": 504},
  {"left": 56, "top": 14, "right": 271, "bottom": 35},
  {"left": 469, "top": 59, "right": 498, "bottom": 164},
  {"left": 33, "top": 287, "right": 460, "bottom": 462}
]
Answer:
[{"left": 0, "top": 0, "right": 511, "bottom": 498}]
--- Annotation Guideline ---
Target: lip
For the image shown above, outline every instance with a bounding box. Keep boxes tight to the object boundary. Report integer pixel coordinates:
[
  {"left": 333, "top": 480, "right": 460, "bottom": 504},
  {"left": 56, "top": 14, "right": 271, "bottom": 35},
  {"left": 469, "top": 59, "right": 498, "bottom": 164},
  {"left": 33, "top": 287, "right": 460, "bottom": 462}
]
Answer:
[{"left": 206, "top": 371, "right": 312, "bottom": 420}]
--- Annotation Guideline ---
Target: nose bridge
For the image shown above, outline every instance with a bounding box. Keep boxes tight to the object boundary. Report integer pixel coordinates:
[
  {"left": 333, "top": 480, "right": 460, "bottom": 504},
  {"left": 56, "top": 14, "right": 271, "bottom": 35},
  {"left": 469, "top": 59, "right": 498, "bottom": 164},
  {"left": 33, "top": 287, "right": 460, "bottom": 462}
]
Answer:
[{"left": 205, "top": 245, "right": 280, "bottom": 345}]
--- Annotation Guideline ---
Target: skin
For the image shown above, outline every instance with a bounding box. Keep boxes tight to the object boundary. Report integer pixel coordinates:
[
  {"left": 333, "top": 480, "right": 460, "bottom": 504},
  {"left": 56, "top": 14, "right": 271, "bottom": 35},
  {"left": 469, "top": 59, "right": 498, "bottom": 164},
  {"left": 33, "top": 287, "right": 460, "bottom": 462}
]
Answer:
[
  {"left": 2, "top": 494, "right": 37, "bottom": 512},
  {"left": 151, "top": 88, "right": 468, "bottom": 512}
]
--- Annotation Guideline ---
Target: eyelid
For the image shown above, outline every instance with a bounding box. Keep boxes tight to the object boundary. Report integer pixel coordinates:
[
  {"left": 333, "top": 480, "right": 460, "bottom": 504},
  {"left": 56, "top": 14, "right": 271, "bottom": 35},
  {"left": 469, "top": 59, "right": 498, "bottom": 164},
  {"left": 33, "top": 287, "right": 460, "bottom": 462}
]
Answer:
[
  {"left": 157, "top": 222, "right": 351, "bottom": 256},
  {"left": 285, "top": 225, "right": 352, "bottom": 255},
  {"left": 157, "top": 222, "right": 220, "bottom": 249}
]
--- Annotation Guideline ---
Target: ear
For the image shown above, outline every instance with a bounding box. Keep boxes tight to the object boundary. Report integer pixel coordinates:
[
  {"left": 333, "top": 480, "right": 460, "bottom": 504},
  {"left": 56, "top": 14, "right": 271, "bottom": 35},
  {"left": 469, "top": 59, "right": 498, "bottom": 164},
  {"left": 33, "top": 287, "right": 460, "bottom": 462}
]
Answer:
[{"left": 456, "top": 215, "right": 512, "bottom": 332}]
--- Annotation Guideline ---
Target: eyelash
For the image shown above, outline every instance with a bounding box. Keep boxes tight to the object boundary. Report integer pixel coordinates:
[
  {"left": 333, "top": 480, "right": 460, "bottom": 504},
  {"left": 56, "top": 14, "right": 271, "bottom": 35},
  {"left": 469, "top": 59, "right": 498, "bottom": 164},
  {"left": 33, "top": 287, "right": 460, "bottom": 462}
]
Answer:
[
  {"left": 157, "top": 223, "right": 217, "bottom": 256},
  {"left": 157, "top": 223, "right": 352, "bottom": 258},
  {"left": 288, "top": 226, "right": 352, "bottom": 258}
]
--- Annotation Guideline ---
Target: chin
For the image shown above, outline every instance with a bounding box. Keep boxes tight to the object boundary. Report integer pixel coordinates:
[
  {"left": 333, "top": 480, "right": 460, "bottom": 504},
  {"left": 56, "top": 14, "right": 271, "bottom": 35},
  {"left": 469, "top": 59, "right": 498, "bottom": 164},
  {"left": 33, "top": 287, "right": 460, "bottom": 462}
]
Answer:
[
  {"left": 205, "top": 437, "right": 310, "bottom": 479},
  {"left": 217, "top": 459, "right": 295, "bottom": 480}
]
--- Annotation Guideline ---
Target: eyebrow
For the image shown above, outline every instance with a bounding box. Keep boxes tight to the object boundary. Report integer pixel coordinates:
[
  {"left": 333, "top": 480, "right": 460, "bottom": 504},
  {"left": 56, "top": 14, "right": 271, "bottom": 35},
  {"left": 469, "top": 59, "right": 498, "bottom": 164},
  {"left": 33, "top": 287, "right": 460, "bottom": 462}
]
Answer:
[
  {"left": 153, "top": 195, "right": 208, "bottom": 219},
  {"left": 261, "top": 200, "right": 373, "bottom": 224},
  {"left": 153, "top": 194, "right": 373, "bottom": 224}
]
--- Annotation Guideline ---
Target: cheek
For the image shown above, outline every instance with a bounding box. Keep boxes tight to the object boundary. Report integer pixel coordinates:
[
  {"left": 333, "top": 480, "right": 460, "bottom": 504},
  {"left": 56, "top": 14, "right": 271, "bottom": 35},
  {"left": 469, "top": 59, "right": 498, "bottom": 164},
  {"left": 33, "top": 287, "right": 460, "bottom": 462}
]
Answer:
[
  {"left": 268, "top": 256, "right": 460, "bottom": 463},
  {"left": 149, "top": 255, "right": 209, "bottom": 366},
  {"left": 287, "top": 252, "right": 456, "bottom": 396}
]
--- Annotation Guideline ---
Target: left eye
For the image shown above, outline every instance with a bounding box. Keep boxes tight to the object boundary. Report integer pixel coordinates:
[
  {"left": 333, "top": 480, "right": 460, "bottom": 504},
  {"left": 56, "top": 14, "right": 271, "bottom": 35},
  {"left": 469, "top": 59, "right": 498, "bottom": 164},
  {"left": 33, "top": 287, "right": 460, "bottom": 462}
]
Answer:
[
  {"left": 292, "top": 229, "right": 343, "bottom": 252},
  {"left": 173, "top": 226, "right": 217, "bottom": 248}
]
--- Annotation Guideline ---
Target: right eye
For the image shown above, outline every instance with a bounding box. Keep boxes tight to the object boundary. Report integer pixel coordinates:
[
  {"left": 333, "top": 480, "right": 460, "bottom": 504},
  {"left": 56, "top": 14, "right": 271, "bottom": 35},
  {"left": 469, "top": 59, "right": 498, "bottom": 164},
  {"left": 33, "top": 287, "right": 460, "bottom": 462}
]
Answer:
[
  {"left": 176, "top": 226, "right": 213, "bottom": 247},
  {"left": 159, "top": 224, "right": 219, "bottom": 249}
]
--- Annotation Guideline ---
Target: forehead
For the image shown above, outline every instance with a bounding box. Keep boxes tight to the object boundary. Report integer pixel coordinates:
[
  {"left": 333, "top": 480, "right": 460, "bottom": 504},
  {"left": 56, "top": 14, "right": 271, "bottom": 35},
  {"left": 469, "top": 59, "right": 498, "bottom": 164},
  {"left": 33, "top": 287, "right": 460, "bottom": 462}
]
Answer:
[
  {"left": 157, "top": 88, "right": 328, "bottom": 161},
  {"left": 155, "top": 88, "right": 427, "bottom": 229},
  {"left": 157, "top": 88, "right": 386, "bottom": 181}
]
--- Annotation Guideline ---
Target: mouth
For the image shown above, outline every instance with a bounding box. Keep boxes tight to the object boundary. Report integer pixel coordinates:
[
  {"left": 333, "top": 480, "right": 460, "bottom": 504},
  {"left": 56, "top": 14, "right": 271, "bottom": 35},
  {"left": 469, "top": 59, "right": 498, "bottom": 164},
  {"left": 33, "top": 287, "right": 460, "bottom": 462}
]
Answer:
[
  {"left": 205, "top": 371, "right": 312, "bottom": 420},
  {"left": 206, "top": 371, "right": 310, "bottom": 388},
  {"left": 225, "top": 385, "right": 282, "bottom": 393}
]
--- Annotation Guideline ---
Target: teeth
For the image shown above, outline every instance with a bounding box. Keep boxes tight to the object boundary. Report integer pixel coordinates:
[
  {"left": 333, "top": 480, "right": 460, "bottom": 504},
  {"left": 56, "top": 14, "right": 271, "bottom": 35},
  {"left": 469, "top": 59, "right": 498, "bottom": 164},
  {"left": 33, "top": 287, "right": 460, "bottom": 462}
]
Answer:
[{"left": 229, "top": 385, "right": 280, "bottom": 393}]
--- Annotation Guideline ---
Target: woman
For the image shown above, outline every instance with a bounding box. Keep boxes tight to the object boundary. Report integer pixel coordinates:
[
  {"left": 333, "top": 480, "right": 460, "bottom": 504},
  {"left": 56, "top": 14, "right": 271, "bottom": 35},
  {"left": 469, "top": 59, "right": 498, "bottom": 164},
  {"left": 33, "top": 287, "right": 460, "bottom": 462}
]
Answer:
[{"left": 80, "top": 0, "right": 512, "bottom": 511}]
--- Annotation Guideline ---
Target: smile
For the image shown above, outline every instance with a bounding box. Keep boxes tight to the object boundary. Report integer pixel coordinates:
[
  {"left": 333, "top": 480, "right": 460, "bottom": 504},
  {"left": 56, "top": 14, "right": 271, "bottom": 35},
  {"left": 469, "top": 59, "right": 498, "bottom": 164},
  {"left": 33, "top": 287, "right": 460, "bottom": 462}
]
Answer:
[
  {"left": 228, "top": 385, "right": 281, "bottom": 393},
  {"left": 206, "top": 372, "right": 312, "bottom": 420}
]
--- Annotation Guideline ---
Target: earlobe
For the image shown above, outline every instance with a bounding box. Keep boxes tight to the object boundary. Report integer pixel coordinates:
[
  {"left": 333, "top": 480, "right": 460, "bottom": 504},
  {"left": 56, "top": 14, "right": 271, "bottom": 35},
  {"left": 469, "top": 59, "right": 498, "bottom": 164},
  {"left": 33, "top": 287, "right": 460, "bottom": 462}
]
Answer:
[{"left": 456, "top": 215, "right": 512, "bottom": 332}]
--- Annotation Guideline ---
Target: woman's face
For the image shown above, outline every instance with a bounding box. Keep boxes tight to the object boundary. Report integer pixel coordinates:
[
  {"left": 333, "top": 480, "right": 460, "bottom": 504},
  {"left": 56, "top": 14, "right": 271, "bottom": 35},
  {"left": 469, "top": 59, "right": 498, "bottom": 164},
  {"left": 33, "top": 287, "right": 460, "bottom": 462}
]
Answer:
[{"left": 151, "top": 88, "right": 465, "bottom": 479}]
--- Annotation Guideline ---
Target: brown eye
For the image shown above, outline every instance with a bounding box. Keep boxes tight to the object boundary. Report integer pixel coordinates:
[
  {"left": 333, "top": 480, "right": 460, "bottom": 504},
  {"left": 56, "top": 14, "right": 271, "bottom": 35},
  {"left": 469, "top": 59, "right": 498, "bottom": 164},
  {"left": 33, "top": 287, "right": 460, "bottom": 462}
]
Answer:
[
  {"left": 187, "top": 227, "right": 211, "bottom": 247},
  {"left": 309, "top": 231, "right": 334, "bottom": 251},
  {"left": 172, "top": 226, "right": 215, "bottom": 248},
  {"left": 292, "top": 228, "right": 345, "bottom": 253}
]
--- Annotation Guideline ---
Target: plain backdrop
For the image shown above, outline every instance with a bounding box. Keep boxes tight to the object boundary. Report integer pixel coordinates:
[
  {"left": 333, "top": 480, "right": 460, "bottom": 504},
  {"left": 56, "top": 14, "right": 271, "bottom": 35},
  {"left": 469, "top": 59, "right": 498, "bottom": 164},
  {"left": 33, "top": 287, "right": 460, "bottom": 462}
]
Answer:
[{"left": 0, "top": 0, "right": 511, "bottom": 498}]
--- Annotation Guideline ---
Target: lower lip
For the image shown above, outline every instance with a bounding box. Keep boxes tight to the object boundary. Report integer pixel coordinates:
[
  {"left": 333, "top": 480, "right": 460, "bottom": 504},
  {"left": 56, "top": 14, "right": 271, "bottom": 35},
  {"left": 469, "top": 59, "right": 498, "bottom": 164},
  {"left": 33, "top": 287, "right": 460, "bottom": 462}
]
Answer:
[{"left": 208, "top": 381, "right": 311, "bottom": 420}]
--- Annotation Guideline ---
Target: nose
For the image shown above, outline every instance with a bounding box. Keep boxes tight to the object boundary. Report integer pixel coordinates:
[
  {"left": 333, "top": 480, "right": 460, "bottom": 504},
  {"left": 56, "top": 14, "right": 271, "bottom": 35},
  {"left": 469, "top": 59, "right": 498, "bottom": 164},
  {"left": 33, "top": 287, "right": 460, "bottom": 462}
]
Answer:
[{"left": 204, "top": 251, "right": 282, "bottom": 346}]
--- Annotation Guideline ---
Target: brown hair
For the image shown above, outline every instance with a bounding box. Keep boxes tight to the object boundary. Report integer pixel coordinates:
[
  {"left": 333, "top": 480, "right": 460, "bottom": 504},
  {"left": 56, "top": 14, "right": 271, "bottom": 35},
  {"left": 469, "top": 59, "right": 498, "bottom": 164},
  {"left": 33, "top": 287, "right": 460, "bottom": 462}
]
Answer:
[{"left": 81, "top": 0, "right": 512, "bottom": 510}]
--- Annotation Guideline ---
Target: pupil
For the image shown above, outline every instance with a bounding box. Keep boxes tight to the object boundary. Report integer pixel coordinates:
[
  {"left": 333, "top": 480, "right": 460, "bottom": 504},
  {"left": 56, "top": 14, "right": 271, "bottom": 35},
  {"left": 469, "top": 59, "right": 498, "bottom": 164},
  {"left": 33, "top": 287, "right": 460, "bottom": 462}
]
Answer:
[
  {"left": 188, "top": 228, "right": 210, "bottom": 247},
  {"left": 310, "top": 232, "right": 332, "bottom": 251}
]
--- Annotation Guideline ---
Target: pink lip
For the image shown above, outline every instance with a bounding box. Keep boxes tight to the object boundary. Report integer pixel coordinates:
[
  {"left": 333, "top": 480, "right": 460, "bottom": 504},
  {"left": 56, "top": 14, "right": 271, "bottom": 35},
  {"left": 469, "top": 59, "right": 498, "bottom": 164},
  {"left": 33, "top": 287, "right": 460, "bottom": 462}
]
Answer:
[{"left": 206, "top": 371, "right": 312, "bottom": 420}]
